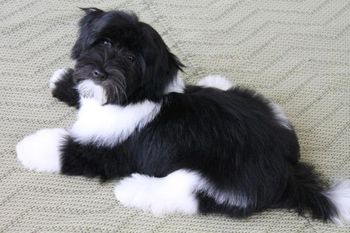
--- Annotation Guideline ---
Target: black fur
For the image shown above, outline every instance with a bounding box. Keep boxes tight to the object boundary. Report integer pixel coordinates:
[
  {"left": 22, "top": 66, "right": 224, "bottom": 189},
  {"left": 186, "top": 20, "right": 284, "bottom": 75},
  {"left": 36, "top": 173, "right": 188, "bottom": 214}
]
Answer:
[
  {"left": 71, "top": 7, "right": 182, "bottom": 105},
  {"left": 53, "top": 8, "right": 337, "bottom": 221},
  {"left": 51, "top": 68, "right": 80, "bottom": 108}
]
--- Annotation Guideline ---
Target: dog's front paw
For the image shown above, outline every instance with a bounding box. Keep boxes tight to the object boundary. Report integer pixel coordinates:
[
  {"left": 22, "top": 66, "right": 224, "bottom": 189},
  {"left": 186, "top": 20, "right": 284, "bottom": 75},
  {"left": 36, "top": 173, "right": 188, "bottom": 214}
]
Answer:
[
  {"left": 16, "top": 128, "right": 67, "bottom": 173},
  {"left": 49, "top": 68, "right": 72, "bottom": 91}
]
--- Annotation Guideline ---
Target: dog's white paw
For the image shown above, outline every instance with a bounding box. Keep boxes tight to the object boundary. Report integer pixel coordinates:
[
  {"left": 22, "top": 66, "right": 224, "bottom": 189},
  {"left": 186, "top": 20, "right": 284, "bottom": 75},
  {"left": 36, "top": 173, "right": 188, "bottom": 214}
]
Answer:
[
  {"left": 197, "top": 75, "right": 235, "bottom": 90},
  {"left": 114, "top": 171, "right": 200, "bottom": 216},
  {"left": 16, "top": 128, "right": 67, "bottom": 173},
  {"left": 49, "top": 68, "right": 69, "bottom": 90}
]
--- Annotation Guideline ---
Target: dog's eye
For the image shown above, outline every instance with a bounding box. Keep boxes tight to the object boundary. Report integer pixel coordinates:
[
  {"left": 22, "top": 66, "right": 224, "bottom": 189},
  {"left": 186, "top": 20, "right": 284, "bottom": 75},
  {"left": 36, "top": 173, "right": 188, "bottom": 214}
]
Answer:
[
  {"left": 127, "top": 55, "right": 135, "bottom": 63},
  {"left": 103, "top": 40, "right": 112, "bottom": 47}
]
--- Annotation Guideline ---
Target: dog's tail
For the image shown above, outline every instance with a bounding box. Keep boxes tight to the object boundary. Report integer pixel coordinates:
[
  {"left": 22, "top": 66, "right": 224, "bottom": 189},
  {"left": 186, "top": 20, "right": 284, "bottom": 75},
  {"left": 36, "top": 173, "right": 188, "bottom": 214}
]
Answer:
[{"left": 280, "top": 163, "right": 350, "bottom": 224}]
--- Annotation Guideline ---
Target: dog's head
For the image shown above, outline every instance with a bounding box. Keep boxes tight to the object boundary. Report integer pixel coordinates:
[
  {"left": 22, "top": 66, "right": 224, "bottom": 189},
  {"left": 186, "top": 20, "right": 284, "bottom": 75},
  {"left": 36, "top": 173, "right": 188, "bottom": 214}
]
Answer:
[{"left": 71, "top": 8, "right": 184, "bottom": 105}]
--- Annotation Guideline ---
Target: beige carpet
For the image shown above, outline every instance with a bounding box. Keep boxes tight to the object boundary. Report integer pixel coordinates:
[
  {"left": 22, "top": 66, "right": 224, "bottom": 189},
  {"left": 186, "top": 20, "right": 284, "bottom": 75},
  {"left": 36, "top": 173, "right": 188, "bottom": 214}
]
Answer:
[{"left": 1, "top": 0, "right": 349, "bottom": 232}]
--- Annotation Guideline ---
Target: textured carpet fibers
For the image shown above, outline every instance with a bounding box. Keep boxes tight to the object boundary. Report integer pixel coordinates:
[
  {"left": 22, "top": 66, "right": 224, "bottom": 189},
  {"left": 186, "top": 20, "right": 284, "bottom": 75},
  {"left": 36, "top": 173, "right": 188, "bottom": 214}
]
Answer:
[{"left": 0, "top": 0, "right": 349, "bottom": 232}]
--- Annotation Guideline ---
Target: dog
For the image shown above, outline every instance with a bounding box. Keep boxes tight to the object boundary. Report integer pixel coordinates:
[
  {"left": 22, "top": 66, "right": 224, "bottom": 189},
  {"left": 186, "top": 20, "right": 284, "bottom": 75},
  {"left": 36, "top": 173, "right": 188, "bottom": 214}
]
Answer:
[{"left": 16, "top": 8, "right": 350, "bottom": 223}]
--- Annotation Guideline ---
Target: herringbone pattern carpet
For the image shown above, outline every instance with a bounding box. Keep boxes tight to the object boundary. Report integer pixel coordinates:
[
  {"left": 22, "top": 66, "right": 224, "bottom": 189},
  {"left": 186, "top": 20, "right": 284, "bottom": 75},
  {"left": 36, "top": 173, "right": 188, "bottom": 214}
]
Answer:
[{"left": 1, "top": 0, "right": 349, "bottom": 232}]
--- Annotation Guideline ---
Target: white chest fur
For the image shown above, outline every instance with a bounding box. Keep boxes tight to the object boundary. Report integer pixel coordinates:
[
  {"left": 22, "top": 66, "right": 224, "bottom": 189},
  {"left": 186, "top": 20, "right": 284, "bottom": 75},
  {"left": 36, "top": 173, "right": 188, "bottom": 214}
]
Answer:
[{"left": 70, "top": 98, "right": 161, "bottom": 147}]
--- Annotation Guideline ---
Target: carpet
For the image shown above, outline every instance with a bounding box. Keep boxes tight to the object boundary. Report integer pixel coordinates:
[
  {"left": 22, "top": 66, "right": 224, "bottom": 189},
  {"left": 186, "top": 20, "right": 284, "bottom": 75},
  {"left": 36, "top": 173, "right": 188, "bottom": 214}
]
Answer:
[{"left": 1, "top": 0, "right": 349, "bottom": 232}]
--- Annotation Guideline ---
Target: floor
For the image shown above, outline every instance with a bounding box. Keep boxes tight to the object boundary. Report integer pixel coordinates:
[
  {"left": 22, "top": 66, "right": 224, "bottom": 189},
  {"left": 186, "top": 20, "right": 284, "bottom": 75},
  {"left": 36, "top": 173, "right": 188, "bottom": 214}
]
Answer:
[{"left": 1, "top": 0, "right": 349, "bottom": 232}]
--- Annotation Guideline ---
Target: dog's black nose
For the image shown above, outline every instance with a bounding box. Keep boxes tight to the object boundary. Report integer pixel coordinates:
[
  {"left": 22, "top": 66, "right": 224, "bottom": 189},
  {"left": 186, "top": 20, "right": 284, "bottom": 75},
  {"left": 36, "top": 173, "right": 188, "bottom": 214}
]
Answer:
[{"left": 92, "top": 69, "right": 106, "bottom": 80}]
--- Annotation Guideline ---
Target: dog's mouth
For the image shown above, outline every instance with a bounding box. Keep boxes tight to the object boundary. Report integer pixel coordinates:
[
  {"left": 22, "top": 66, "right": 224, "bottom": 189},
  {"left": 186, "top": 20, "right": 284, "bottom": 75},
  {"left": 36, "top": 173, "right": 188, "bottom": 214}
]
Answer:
[
  {"left": 76, "top": 79, "right": 107, "bottom": 105},
  {"left": 73, "top": 66, "right": 128, "bottom": 105}
]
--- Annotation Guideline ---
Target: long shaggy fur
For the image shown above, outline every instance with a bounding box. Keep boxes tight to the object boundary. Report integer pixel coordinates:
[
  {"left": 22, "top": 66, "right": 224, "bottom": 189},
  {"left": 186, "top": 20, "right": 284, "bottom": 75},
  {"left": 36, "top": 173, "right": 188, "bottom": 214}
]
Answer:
[{"left": 16, "top": 8, "right": 350, "bottom": 224}]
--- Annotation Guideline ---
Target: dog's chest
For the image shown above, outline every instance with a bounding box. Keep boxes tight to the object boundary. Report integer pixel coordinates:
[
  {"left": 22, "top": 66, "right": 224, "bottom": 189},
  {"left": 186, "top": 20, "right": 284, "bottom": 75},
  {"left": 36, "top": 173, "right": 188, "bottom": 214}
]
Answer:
[{"left": 69, "top": 98, "right": 161, "bottom": 147}]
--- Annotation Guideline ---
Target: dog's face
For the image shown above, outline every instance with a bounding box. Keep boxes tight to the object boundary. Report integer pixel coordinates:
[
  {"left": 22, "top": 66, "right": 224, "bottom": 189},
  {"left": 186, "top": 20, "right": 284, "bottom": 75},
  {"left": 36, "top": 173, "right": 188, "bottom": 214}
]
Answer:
[{"left": 71, "top": 8, "right": 183, "bottom": 105}]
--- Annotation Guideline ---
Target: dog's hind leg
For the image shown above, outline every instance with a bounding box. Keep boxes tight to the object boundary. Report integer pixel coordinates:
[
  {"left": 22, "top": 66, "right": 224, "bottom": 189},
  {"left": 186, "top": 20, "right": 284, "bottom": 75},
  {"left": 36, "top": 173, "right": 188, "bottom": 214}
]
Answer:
[
  {"left": 114, "top": 169, "right": 204, "bottom": 215},
  {"left": 114, "top": 169, "right": 257, "bottom": 218}
]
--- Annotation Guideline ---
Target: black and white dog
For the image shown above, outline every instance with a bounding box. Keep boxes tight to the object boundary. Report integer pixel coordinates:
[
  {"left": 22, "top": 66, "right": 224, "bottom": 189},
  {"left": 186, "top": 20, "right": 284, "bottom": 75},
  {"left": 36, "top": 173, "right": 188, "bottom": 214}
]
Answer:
[{"left": 16, "top": 8, "right": 350, "bottom": 223}]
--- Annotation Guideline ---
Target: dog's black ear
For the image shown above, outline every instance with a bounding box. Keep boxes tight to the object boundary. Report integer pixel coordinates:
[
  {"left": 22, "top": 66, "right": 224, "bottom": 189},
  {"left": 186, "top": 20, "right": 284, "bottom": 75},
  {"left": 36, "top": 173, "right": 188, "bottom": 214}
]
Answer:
[
  {"left": 71, "top": 8, "right": 105, "bottom": 60},
  {"left": 140, "top": 23, "right": 184, "bottom": 99}
]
